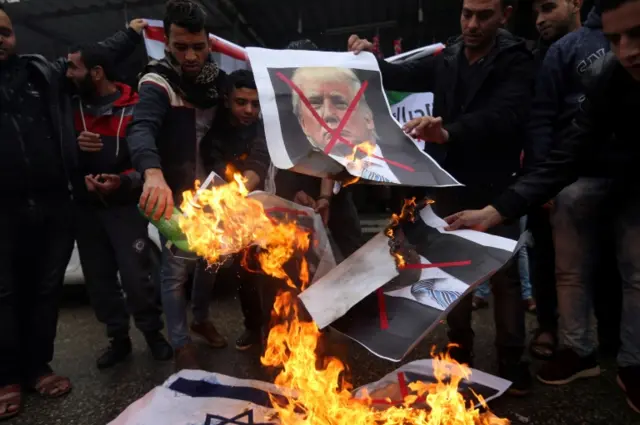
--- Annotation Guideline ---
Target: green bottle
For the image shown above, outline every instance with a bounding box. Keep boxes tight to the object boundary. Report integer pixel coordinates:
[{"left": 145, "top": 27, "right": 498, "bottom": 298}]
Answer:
[{"left": 139, "top": 205, "right": 193, "bottom": 253}]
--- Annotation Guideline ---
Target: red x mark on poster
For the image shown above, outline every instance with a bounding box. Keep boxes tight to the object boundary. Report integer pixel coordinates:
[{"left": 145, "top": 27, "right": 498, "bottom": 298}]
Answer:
[{"left": 276, "top": 72, "right": 415, "bottom": 172}]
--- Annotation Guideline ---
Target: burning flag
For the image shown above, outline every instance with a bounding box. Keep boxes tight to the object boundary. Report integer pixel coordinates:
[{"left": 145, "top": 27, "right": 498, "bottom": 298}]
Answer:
[{"left": 131, "top": 175, "right": 511, "bottom": 425}]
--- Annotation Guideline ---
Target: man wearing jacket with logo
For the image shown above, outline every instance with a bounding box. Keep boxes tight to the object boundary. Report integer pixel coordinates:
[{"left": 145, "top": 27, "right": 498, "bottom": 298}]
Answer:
[
  {"left": 66, "top": 44, "right": 173, "bottom": 370},
  {"left": 445, "top": 0, "right": 640, "bottom": 413},
  {"left": 0, "top": 3, "right": 147, "bottom": 419}
]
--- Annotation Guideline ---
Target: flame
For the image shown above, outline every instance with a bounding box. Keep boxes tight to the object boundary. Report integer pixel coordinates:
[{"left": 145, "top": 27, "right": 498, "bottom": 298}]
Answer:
[
  {"left": 263, "top": 293, "right": 510, "bottom": 425},
  {"left": 178, "top": 172, "right": 310, "bottom": 288},
  {"left": 178, "top": 179, "right": 508, "bottom": 425}
]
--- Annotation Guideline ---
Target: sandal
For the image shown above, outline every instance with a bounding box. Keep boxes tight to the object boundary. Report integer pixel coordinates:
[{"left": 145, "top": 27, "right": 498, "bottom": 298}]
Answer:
[
  {"left": 529, "top": 329, "right": 557, "bottom": 360},
  {"left": 0, "top": 384, "right": 22, "bottom": 420},
  {"left": 33, "top": 374, "right": 72, "bottom": 399}
]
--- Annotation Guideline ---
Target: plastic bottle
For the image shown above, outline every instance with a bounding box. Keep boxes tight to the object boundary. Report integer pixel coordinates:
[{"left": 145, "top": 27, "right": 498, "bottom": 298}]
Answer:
[{"left": 139, "top": 205, "right": 193, "bottom": 253}]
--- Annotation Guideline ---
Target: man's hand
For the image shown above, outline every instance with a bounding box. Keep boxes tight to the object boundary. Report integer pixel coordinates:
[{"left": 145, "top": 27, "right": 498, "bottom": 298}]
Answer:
[
  {"left": 347, "top": 35, "right": 373, "bottom": 54},
  {"left": 78, "top": 131, "right": 103, "bottom": 152},
  {"left": 315, "top": 197, "right": 331, "bottom": 226},
  {"left": 293, "top": 191, "right": 316, "bottom": 208},
  {"left": 403, "top": 116, "right": 449, "bottom": 144},
  {"left": 85, "top": 174, "right": 121, "bottom": 195},
  {"left": 140, "top": 169, "right": 174, "bottom": 221},
  {"left": 128, "top": 19, "right": 148, "bottom": 34},
  {"left": 444, "top": 206, "right": 504, "bottom": 232}
]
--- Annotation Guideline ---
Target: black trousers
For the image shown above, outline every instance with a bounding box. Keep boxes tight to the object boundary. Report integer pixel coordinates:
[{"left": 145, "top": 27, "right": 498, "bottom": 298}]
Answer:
[
  {"left": 0, "top": 198, "right": 74, "bottom": 386},
  {"left": 527, "top": 207, "right": 558, "bottom": 332},
  {"left": 75, "top": 203, "right": 163, "bottom": 340},
  {"left": 328, "top": 189, "right": 363, "bottom": 259},
  {"left": 428, "top": 186, "right": 526, "bottom": 360}
]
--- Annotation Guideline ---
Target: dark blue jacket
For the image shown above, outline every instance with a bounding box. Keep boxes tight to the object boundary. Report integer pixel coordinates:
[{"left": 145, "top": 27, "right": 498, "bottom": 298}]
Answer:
[{"left": 525, "top": 8, "right": 609, "bottom": 168}]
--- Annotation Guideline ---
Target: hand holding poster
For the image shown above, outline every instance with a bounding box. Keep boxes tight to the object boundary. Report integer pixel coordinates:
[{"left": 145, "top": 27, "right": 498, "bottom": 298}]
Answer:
[{"left": 246, "top": 47, "right": 459, "bottom": 187}]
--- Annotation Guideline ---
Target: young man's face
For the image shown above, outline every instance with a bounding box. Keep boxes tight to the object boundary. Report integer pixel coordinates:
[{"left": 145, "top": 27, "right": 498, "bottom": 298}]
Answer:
[
  {"left": 228, "top": 86, "right": 260, "bottom": 126},
  {"left": 66, "top": 52, "right": 98, "bottom": 98},
  {"left": 603, "top": 0, "right": 640, "bottom": 81},
  {"left": 460, "top": 0, "right": 511, "bottom": 50},
  {"left": 0, "top": 10, "right": 16, "bottom": 61},
  {"left": 166, "top": 24, "right": 209, "bottom": 77},
  {"left": 533, "top": 0, "right": 580, "bottom": 42}
]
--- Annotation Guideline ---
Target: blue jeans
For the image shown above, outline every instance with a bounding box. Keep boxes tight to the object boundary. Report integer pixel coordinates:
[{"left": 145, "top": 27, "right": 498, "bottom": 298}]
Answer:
[
  {"left": 160, "top": 237, "right": 215, "bottom": 349},
  {"left": 475, "top": 217, "right": 532, "bottom": 300}
]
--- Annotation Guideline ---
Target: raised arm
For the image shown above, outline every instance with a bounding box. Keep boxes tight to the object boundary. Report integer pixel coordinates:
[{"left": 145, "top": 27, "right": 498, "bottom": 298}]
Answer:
[{"left": 347, "top": 34, "right": 438, "bottom": 93}]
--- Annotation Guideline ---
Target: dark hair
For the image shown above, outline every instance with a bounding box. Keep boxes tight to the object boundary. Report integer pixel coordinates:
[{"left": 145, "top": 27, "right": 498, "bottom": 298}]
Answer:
[
  {"left": 70, "top": 44, "right": 118, "bottom": 81},
  {"left": 286, "top": 39, "right": 319, "bottom": 50},
  {"left": 163, "top": 0, "right": 207, "bottom": 36},
  {"left": 600, "top": 0, "right": 633, "bottom": 12},
  {"left": 228, "top": 69, "right": 256, "bottom": 92}
]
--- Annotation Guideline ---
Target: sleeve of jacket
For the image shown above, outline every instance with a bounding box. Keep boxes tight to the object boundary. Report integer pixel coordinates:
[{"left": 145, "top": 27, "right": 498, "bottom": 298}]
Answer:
[
  {"left": 376, "top": 54, "right": 438, "bottom": 93},
  {"left": 127, "top": 82, "right": 171, "bottom": 174},
  {"left": 98, "top": 27, "right": 143, "bottom": 64},
  {"left": 243, "top": 125, "right": 271, "bottom": 184},
  {"left": 46, "top": 28, "right": 142, "bottom": 84},
  {"left": 491, "top": 88, "right": 610, "bottom": 220},
  {"left": 525, "top": 44, "right": 567, "bottom": 168},
  {"left": 443, "top": 50, "right": 534, "bottom": 149}
]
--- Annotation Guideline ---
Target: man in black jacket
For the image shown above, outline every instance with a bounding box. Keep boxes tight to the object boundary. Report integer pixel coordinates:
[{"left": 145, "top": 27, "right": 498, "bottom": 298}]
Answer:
[
  {"left": 0, "top": 4, "right": 146, "bottom": 419},
  {"left": 445, "top": 0, "right": 640, "bottom": 413},
  {"left": 349, "top": 0, "right": 534, "bottom": 394}
]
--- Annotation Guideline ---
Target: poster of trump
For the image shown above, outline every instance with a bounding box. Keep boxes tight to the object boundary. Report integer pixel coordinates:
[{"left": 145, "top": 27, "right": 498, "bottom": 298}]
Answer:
[{"left": 246, "top": 48, "right": 460, "bottom": 187}]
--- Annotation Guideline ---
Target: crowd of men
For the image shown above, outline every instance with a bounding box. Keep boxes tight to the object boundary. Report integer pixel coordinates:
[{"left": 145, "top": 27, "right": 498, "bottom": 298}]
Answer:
[{"left": 0, "top": 0, "right": 639, "bottom": 420}]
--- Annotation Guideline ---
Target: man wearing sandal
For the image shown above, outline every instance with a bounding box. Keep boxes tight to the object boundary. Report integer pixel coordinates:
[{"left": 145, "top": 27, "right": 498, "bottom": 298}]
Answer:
[{"left": 0, "top": 5, "right": 148, "bottom": 420}]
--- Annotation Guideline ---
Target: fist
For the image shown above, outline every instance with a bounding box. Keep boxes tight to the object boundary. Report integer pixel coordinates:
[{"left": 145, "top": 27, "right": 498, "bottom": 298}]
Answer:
[
  {"left": 77, "top": 131, "right": 103, "bottom": 152},
  {"left": 347, "top": 35, "right": 373, "bottom": 54},
  {"left": 129, "top": 19, "right": 148, "bottom": 34}
]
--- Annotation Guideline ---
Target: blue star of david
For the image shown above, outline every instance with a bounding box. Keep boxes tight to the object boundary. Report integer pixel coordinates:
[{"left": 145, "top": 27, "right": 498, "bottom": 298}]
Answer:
[{"left": 204, "top": 409, "right": 275, "bottom": 425}]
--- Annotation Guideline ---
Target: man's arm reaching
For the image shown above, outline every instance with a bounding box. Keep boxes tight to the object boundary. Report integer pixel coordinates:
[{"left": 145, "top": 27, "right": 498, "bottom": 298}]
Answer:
[
  {"left": 242, "top": 125, "right": 271, "bottom": 192},
  {"left": 127, "top": 79, "right": 173, "bottom": 220}
]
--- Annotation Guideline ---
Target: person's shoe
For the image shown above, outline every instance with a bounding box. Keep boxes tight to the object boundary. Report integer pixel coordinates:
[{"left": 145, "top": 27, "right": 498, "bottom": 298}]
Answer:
[
  {"left": 617, "top": 366, "right": 640, "bottom": 414},
  {"left": 471, "top": 296, "right": 489, "bottom": 311},
  {"left": 96, "top": 337, "right": 132, "bottom": 369},
  {"left": 499, "top": 358, "right": 532, "bottom": 396},
  {"left": 235, "top": 329, "right": 262, "bottom": 351},
  {"left": 144, "top": 332, "right": 173, "bottom": 361},
  {"left": 191, "top": 321, "right": 227, "bottom": 348},
  {"left": 537, "top": 349, "right": 600, "bottom": 385},
  {"left": 174, "top": 343, "right": 200, "bottom": 371}
]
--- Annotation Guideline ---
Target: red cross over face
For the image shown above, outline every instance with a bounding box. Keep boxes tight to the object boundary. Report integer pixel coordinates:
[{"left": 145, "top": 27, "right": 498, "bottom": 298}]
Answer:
[{"left": 297, "top": 77, "right": 375, "bottom": 152}]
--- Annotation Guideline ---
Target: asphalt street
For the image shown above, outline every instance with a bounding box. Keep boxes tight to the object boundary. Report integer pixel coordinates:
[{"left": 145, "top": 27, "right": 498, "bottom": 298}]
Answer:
[
  {"left": 9, "top": 220, "right": 637, "bottom": 425},
  {"left": 9, "top": 281, "right": 636, "bottom": 425}
]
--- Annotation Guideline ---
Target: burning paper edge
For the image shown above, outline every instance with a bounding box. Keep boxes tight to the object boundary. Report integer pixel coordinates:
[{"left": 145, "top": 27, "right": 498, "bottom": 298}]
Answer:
[
  {"left": 353, "top": 358, "right": 512, "bottom": 408},
  {"left": 299, "top": 232, "right": 399, "bottom": 329}
]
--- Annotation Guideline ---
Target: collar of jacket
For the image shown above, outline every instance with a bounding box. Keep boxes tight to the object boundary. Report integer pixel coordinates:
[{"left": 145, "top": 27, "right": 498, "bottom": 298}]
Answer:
[{"left": 443, "top": 29, "right": 528, "bottom": 66}]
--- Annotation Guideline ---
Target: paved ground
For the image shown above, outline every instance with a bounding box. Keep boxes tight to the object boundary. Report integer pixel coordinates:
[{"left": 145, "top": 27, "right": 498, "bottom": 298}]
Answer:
[{"left": 10, "top": 281, "right": 637, "bottom": 425}]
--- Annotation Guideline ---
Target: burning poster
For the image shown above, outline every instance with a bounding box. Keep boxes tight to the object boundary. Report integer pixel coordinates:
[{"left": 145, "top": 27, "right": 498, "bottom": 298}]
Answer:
[
  {"left": 109, "top": 362, "right": 510, "bottom": 425},
  {"left": 299, "top": 203, "right": 522, "bottom": 362},
  {"left": 245, "top": 47, "right": 459, "bottom": 187}
]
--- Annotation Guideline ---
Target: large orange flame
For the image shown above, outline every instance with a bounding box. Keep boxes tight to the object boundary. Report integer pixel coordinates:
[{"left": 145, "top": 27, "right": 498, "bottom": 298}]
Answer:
[{"left": 177, "top": 176, "right": 509, "bottom": 425}]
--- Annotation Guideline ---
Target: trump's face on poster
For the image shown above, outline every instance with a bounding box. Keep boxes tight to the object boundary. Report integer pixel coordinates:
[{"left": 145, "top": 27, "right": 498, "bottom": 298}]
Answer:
[{"left": 291, "top": 67, "right": 376, "bottom": 155}]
